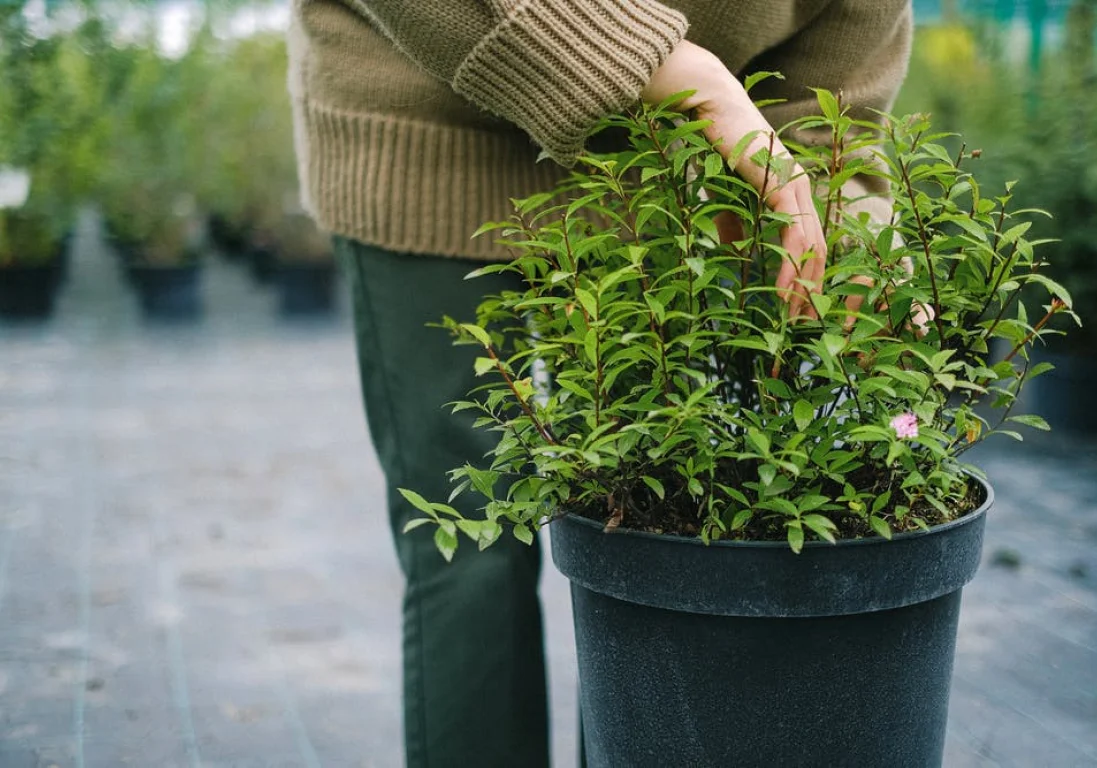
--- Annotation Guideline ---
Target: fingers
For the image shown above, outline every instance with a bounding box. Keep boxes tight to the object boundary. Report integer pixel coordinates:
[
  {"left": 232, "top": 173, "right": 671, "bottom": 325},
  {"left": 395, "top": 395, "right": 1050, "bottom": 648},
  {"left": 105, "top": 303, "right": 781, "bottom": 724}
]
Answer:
[
  {"left": 769, "top": 177, "right": 825, "bottom": 320},
  {"left": 844, "top": 275, "right": 875, "bottom": 331},
  {"left": 714, "top": 210, "right": 745, "bottom": 244},
  {"left": 656, "top": 61, "right": 827, "bottom": 320}
]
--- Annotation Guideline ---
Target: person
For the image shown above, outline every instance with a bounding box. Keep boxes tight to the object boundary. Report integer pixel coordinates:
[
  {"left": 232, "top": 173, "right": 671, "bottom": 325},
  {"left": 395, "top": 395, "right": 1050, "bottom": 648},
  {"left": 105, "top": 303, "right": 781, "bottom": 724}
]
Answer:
[{"left": 286, "top": 1, "right": 911, "bottom": 765}]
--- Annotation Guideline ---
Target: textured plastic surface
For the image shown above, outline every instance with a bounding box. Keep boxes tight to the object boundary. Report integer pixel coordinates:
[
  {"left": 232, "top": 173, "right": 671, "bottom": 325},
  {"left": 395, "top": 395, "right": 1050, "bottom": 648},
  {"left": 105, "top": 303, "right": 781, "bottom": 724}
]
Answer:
[
  {"left": 278, "top": 263, "right": 335, "bottom": 316},
  {"left": 550, "top": 481, "right": 991, "bottom": 767},
  {"left": 552, "top": 479, "right": 990, "bottom": 618},
  {"left": 570, "top": 585, "right": 963, "bottom": 767},
  {"left": 0, "top": 265, "right": 58, "bottom": 319},
  {"left": 132, "top": 264, "right": 202, "bottom": 321}
]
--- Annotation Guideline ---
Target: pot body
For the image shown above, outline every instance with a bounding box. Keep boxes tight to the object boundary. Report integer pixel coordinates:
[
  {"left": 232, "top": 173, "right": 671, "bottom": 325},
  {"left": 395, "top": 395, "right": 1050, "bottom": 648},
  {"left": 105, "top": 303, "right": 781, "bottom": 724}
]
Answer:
[
  {"left": 207, "top": 213, "right": 249, "bottom": 258},
  {"left": 0, "top": 264, "right": 59, "bottom": 319},
  {"left": 551, "top": 483, "right": 991, "bottom": 768},
  {"left": 249, "top": 246, "right": 278, "bottom": 284},
  {"left": 132, "top": 264, "right": 202, "bottom": 321},
  {"left": 1019, "top": 350, "right": 1097, "bottom": 435},
  {"left": 277, "top": 262, "right": 335, "bottom": 316}
]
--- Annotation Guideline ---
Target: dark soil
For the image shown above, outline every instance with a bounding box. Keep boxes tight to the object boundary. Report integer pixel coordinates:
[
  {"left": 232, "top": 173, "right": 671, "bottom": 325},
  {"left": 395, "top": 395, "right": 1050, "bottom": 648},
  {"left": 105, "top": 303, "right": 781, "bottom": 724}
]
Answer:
[{"left": 573, "top": 469, "right": 986, "bottom": 543}]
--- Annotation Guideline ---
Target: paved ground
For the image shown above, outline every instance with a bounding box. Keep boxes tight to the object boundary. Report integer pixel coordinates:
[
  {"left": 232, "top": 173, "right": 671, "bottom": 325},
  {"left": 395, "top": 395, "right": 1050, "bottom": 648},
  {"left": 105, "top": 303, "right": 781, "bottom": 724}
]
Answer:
[{"left": 1, "top": 213, "right": 1095, "bottom": 767}]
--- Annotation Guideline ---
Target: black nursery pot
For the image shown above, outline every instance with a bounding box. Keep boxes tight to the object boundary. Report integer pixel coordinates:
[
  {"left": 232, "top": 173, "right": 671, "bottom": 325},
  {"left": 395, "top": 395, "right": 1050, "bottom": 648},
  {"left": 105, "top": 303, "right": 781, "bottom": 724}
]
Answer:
[
  {"left": 131, "top": 263, "right": 202, "bottom": 322},
  {"left": 207, "top": 213, "right": 249, "bottom": 259},
  {"left": 0, "top": 264, "right": 60, "bottom": 319},
  {"left": 551, "top": 479, "right": 992, "bottom": 768},
  {"left": 249, "top": 245, "right": 278, "bottom": 284},
  {"left": 1019, "top": 351, "right": 1097, "bottom": 435},
  {"left": 276, "top": 262, "right": 335, "bottom": 316}
]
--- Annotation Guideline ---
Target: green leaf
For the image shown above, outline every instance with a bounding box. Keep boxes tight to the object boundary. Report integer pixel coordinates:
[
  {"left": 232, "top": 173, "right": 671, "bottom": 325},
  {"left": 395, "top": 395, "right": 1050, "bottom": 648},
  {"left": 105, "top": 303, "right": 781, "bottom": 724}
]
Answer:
[
  {"left": 575, "top": 287, "right": 598, "bottom": 320},
  {"left": 434, "top": 526, "right": 458, "bottom": 562},
  {"left": 786, "top": 521, "right": 805, "bottom": 554},
  {"left": 479, "top": 521, "right": 503, "bottom": 549},
  {"left": 868, "top": 515, "right": 892, "bottom": 540},
  {"left": 793, "top": 400, "right": 814, "bottom": 432},
  {"left": 731, "top": 509, "right": 753, "bottom": 530},
  {"left": 644, "top": 293, "right": 666, "bottom": 324},
  {"left": 556, "top": 377, "right": 595, "bottom": 402},
  {"left": 747, "top": 428, "right": 771, "bottom": 456},
  {"left": 474, "top": 357, "right": 495, "bottom": 377},
  {"left": 514, "top": 377, "right": 535, "bottom": 401},
  {"left": 821, "top": 333, "right": 846, "bottom": 358},
  {"left": 399, "top": 488, "right": 439, "bottom": 518},
  {"left": 642, "top": 475, "right": 665, "bottom": 500},
  {"left": 688, "top": 477, "right": 704, "bottom": 497},
  {"left": 744, "top": 70, "right": 785, "bottom": 93},
  {"left": 403, "top": 518, "right": 434, "bottom": 533},
  {"left": 460, "top": 323, "right": 492, "bottom": 348},
  {"left": 664, "top": 119, "right": 713, "bottom": 146},
  {"left": 1007, "top": 414, "right": 1050, "bottom": 431},
  {"left": 467, "top": 467, "right": 500, "bottom": 499},
  {"left": 758, "top": 463, "right": 777, "bottom": 487},
  {"left": 703, "top": 152, "right": 724, "bottom": 178},
  {"left": 809, "top": 293, "right": 832, "bottom": 319},
  {"left": 513, "top": 524, "right": 535, "bottom": 545},
  {"left": 871, "top": 490, "right": 892, "bottom": 514},
  {"left": 584, "top": 328, "right": 599, "bottom": 366},
  {"left": 801, "top": 513, "right": 837, "bottom": 543},
  {"left": 812, "top": 88, "right": 840, "bottom": 121},
  {"left": 455, "top": 519, "right": 483, "bottom": 540},
  {"left": 685, "top": 256, "right": 706, "bottom": 277}
]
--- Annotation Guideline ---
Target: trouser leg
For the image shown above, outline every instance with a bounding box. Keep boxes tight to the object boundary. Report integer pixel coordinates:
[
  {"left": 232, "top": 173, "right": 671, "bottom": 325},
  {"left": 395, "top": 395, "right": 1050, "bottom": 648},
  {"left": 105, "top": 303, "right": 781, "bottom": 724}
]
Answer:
[{"left": 336, "top": 238, "right": 550, "bottom": 768}]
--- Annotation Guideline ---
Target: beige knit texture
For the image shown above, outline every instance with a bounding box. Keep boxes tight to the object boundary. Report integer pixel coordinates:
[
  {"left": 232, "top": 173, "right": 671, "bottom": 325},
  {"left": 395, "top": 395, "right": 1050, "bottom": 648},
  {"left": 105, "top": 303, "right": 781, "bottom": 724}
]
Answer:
[
  {"left": 288, "top": 0, "right": 912, "bottom": 261},
  {"left": 453, "top": 0, "right": 687, "bottom": 166}
]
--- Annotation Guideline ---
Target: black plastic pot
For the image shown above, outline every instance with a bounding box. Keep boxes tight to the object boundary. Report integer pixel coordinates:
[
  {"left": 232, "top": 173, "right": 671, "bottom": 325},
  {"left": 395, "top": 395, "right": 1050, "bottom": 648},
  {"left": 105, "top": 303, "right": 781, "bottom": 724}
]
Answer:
[
  {"left": 276, "top": 262, "right": 335, "bottom": 316},
  {"left": 1017, "top": 350, "right": 1096, "bottom": 435},
  {"left": 53, "top": 232, "right": 73, "bottom": 287},
  {"left": 130, "top": 263, "right": 202, "bottom": 322},
  {"left": 551, "top": 480, "right": 992, "bottom": 768},
  {"left": 0, "top": 264, "right": 59, "bottom": 320},
  {"left": 249, "top": 245, "right": 278, "bottom": 284},
  {"left": 207, "top": 213, "right": 249, "bottom": 259}
]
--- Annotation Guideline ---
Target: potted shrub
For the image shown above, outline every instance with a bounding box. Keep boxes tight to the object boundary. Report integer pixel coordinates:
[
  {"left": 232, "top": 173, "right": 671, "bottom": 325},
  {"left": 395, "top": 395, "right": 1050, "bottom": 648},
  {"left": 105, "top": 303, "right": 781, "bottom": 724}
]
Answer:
[
  {"left": 271, "top": 212, "right": 336, "bottom": 317},
  {"left": 0, "top": 8, "right": 102, "bottom": 317},
  {"left": 0, "top": 205, "right": 68, "bottom": 319},
  {"left": 193, "top": 32, "right": 299, "bottom": 279},
  {"left": 399, "top": 95, "right": 1072, "bottom": 765},
  {"left": 99, "top": 42, "right": 205, "bottom": 321}
]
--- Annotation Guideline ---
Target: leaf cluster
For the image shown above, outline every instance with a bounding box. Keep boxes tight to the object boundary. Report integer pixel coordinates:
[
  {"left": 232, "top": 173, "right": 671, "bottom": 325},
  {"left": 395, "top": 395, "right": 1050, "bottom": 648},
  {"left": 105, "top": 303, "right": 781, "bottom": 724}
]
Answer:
[{"left": 409, "top": 94, "right": 1068, "bottom": 557}]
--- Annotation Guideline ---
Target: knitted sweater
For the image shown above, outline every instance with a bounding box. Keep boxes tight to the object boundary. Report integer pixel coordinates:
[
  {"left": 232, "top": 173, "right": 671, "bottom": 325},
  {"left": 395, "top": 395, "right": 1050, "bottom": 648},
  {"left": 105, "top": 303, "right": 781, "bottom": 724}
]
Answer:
[{"left": 287, "top": 0, "right": 912, "bottom": 260}]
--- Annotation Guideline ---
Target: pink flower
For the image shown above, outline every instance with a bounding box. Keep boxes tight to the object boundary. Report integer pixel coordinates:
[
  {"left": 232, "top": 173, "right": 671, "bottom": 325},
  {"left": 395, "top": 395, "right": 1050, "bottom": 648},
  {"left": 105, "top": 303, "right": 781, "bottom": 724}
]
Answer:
[{"left": 890, "top": 412, "right": 919, "bottom": 440}]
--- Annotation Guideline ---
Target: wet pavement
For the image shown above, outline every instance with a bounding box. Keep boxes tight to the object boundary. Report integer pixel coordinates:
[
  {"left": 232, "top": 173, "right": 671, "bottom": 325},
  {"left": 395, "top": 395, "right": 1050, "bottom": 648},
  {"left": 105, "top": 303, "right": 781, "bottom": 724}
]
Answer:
[{"left": 1, "top": 213, "right": 1095, "bottom": 767}]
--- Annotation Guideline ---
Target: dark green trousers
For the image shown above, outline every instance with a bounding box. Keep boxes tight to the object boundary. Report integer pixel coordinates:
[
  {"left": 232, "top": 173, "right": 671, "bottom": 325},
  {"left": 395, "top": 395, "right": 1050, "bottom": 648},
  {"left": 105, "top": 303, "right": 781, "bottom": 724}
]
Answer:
[{"left": 336, "top": 238, "right": 550, "bottom": 768}]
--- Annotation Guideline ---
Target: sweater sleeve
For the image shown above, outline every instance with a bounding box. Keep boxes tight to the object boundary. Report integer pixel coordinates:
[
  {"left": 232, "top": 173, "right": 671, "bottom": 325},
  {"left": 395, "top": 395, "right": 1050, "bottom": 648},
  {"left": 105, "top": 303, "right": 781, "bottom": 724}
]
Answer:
[{"left": 345, "top": 0, "right": 688, "bottom": 165}]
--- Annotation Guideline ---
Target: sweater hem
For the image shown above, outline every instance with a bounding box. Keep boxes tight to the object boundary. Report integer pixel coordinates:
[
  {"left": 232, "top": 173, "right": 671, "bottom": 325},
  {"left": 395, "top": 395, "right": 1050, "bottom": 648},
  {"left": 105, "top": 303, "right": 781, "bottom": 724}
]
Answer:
[{"left": 295, "top": 100, "right": 570, "bottom": 261}]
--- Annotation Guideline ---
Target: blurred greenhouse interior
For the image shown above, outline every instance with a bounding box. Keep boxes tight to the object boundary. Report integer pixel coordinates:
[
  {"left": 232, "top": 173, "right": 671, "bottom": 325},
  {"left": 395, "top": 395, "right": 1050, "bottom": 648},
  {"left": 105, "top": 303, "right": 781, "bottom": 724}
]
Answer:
[
  {"left": 0, "top": 0, "right": 1093, "bottom": 345},
  {"left": 0, "top": 1, "right": 1095, "bottom": 766}
]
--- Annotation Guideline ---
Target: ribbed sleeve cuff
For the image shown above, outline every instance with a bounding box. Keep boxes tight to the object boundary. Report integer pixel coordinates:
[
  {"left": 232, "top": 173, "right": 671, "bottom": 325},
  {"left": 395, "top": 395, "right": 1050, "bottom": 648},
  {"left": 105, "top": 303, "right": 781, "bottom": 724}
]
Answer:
[{"left": 453, "top": 0, "right": 688, "bottom": 166}]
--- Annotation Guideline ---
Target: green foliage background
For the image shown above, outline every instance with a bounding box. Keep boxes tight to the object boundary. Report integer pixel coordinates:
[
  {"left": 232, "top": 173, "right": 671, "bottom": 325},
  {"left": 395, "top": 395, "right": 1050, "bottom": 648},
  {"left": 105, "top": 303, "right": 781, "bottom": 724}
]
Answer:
[{"left": 897, "top": 9, "right": 1097, "bottom": 353}]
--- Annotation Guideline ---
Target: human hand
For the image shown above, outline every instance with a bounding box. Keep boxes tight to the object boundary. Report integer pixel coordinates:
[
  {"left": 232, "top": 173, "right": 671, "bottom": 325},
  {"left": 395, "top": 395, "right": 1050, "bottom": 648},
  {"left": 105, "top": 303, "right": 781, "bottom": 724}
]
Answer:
[{"left": 642, "top": 40, "right": 826, "bottom": 319}]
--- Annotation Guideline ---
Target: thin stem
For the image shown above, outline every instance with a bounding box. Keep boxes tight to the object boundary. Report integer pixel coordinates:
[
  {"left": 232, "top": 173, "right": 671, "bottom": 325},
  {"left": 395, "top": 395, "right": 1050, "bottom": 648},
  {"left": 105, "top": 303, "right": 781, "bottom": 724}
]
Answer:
[
  {"left": 1002, "top": 300, "right": 1064, "bottom": 364},
  {"left": 484, "top": 344, "right": 558, "bottom": 445},
  {"left": 893, "top": 131, "right": 947, "bottom": 342}
]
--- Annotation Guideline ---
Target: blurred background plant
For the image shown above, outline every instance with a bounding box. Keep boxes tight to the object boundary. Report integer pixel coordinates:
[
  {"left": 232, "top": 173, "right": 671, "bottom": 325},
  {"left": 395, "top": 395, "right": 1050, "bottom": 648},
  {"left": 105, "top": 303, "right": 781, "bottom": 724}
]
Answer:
[
  {"left": 0, "top": 0, "right": 1088, "bottom": 328},
  {"left": 0, "top": 5, "right": 104, "bottom": 268},
  {"left": 900, "top": 0, "right": 1096, "bottom": 356}
]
